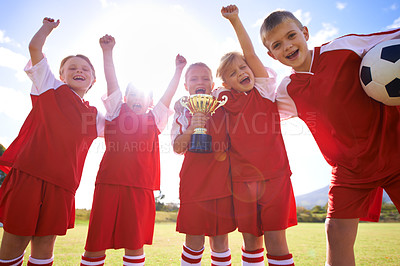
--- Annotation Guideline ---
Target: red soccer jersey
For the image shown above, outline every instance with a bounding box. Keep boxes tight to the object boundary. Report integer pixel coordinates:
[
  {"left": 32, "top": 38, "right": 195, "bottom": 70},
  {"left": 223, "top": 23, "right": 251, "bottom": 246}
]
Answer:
[
  {"left": 171, "top": 97, "right": 231, "bottom": 203},
  {"left": 0, "top": 58, "right": 99, "bottom": 193},
  {"left": 277, "top": 28, "right": 400, "bottom": 184},
  {"left": 95, "top": 102, "right": 162, "bottom": 190},
  {"left": 217, "top": 79, "right": 291, "bottom": 183}
]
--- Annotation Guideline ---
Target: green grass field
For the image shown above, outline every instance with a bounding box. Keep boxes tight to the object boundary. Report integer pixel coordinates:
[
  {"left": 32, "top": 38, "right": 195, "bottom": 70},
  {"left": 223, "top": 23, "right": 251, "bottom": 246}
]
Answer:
[{"left": 1, "top": 218, "right": 399, "bottom": 265}]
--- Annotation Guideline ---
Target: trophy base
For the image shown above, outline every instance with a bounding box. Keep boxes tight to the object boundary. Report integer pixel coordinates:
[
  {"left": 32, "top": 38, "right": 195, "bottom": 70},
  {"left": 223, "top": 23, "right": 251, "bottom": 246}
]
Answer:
[{"left": 189, "top": 134, "right": 212, "bottom": 153}]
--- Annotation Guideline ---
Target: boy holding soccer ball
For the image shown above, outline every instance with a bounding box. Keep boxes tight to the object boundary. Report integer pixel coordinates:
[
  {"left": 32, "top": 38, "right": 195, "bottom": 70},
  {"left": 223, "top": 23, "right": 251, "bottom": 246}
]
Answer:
[{"left": 260, "top": 10, "right": 400, "bottom": 266}]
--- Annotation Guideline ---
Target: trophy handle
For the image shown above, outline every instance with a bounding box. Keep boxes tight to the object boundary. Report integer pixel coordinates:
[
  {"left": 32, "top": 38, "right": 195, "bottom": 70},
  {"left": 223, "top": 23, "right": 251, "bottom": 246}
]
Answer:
[
  {"left": 209, "top": 95, "right": 228, "bottom": 115},
  {"left": 180, "top": 96, "right": 192, "bottom": 114}
]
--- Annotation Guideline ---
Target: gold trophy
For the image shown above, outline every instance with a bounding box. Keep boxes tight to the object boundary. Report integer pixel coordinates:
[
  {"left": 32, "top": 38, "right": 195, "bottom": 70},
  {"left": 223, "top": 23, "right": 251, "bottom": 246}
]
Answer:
[{"left": 180, "top": 94, "right": 228, "bottom": 153}]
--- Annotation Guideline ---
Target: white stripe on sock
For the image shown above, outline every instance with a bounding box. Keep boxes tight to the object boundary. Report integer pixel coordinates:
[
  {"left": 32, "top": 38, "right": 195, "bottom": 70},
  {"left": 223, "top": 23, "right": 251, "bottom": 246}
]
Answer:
[{"left": 28, "top": 256, "right": 54, "bottom": 265}]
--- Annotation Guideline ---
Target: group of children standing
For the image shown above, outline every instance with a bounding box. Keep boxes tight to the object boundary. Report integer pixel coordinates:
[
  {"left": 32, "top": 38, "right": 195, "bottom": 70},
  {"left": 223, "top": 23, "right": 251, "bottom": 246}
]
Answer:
[{"left": 0, "top": 4, "right": 399, "bottom": 266}]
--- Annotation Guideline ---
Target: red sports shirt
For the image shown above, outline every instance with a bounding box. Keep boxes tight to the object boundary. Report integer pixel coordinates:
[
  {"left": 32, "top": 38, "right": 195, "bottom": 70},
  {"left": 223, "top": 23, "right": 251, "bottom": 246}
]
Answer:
[{"left": 0, "top": 58, "right": 103, "bottom": 193}]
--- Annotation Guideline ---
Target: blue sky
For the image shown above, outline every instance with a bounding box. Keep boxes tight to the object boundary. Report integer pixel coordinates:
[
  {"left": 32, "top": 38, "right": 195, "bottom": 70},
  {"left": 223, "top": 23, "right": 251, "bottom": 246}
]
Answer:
[{"left": 1, "top": 0, "right": 399, "bottom": 208}]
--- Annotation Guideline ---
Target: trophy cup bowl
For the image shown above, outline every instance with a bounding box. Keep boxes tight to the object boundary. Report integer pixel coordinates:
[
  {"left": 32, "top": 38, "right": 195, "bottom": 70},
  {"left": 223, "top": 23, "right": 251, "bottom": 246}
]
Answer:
[{"left": 180, "top": 94, "right": 228, "bottom": 153}]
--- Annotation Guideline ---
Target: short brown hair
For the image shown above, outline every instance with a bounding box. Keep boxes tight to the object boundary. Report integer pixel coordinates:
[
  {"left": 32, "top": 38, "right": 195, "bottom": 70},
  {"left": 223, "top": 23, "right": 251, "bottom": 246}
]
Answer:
[
  {"left": 260, "top": 10, "right": 303, "bottom": 48},
  {"left": 59, "top": 54, "right": 96, "bottom": 91},
  {"left": 216, "top": 51, "right": 245, "bottom": 81}
]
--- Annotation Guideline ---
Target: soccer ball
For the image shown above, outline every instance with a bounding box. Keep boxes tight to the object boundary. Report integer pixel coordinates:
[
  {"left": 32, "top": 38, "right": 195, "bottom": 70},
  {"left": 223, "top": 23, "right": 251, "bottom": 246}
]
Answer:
[{"left": 359, "top": 39, "right": 400, "bottom": 106}]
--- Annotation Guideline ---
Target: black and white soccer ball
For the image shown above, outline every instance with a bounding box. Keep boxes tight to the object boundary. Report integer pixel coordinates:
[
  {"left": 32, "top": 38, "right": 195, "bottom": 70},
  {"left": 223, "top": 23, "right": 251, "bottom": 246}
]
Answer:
[{"left": 359, "top": 39, "right": 400, "bottom": 106}]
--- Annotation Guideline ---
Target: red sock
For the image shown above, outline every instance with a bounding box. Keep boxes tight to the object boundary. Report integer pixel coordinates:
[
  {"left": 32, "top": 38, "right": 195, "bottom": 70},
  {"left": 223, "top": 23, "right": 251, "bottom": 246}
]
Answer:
[
  {"left": 80, "top": 254, "right": 106, "bottom": 266},
  {"left": 242, "top": 247, "right": 264, "bottom": 265},
  {"left": 267, "top": 253, "right": 294, "bottom": 266},
  {"left": 181, "top": 244, "right": 204, "bottom": 265},
  {"left": 211, "top": 249, "right": 231, "bottom": 266},
  {"left": 27, "top": 256, "right": 53, "bottom": 266},
  {"left": 123, "top": 254, "right": 145, "bottom": 265},
  {"left": 0, "top": 253, "right": 24, "bottom": 266}
]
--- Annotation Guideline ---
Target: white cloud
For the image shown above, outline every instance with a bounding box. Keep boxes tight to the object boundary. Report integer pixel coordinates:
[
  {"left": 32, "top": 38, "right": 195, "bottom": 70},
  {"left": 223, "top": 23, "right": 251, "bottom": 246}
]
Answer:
[
  {"left": 336, "top": 2, "right": 347, "bottom": 10},
  {"left": 0, "top": 85, "right": 31, "bottom": 121},
  {"left": 0, "top": 47, "right": 29, "bottom": 82},
  {"left": 386, "top": 17, "right": 400, "bottom": 29},
  {"left": 390, "top": 4, "right": 398, "bottom": 10},
  {"left": 293, "top": 9, "right": 312, "bottom": 26},
  {"left": 99, "top": 0, "right": 117, "bottom": 8},
  {"left": 0, "top": 30, "right": 11, "bottom": 43},
  {"left": 309, "top": 23, "right": 339, "bottom": 48}
]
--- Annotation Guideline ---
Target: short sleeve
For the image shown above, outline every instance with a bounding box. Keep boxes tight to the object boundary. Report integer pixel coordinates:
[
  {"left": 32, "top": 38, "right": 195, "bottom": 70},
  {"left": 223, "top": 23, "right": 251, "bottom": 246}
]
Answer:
[
  {"left": 151, "top": 102, "right": 174, "bottom": 132},
  {"left": 101, "top": 89, "right": 123, "bottom": 121},
  {"left": 254, "top": 67, "right": 277, "bottom": 102},
  {"left": 276, "top": 76, "right": 298, "bottom": 120},
  {"left": 24, "top": 57, "right": 64, "bottom": 95}
]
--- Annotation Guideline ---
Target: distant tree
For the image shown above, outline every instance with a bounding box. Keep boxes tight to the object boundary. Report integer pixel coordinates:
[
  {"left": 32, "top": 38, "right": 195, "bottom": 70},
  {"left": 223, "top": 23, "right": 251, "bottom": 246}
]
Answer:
[
  {"left": 0, "top": 144, "right": 6, "bottom": 185},
  {"left": 155, "top": 191, "right": 166, "bottom": 211}
]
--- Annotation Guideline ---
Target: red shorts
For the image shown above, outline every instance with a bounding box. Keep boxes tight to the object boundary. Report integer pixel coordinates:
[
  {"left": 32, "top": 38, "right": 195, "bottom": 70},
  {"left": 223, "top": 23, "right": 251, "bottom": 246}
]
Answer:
[
  {"left": 176, "top": 196, "right": 236, "bottom": 236},
  {"left": 84, "top": 184, "right": 155, "bottom": 252},
  {"left": 328, "top": 171, "right": 400, "bottom": 221},
  {"left": 0, "top": 168, "right": 75, "bottom": 236},
  {"left": 233, "top": 176, "right": 297, "bottom": 236}
]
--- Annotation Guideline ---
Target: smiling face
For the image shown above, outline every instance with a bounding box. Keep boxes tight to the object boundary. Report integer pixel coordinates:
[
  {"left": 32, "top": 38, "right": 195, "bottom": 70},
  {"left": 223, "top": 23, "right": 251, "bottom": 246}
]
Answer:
[
  {"left": 220, "top": 55, "right": 255, "bottom": 93},
  {"left": 59, "top": 56, "right": 96, "bottom": 97},
  {"left": 184, "top": 64, "right": 214, "bottom": 95},
  {"left": 263, "top": 19, "right": 312, "bottom": 72}
]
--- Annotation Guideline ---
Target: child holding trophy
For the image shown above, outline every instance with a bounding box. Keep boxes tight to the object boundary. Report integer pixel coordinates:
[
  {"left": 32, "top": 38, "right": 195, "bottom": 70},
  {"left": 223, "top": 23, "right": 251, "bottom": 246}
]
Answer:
[
  {"left": 171, "top": 62, "right": 236, "bottom": 265},
  {"left": 80, "top": 35, "right": 186, "bottom": 266},
  {"left": 215, "top": 5, "right": 297, "bottom": 265}
]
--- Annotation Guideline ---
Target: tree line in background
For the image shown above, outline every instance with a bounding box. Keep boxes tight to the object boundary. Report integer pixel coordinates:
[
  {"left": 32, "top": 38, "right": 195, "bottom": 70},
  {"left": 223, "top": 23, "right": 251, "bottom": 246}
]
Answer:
[{"left": 0, "top": 143, "right": 398, "bottom": 223}]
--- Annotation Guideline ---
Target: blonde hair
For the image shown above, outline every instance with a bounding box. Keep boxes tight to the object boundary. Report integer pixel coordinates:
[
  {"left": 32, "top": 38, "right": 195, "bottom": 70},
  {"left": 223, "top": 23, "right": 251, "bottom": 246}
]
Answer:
[
  {"left": 184, "top": 62, "right": 213, "bottom": 82},
  {"left": 216, "top": 51, "right": 245, "bottom": 81},
  {"left": 260, "top": 10, "right": 303, "bottom": 48}
]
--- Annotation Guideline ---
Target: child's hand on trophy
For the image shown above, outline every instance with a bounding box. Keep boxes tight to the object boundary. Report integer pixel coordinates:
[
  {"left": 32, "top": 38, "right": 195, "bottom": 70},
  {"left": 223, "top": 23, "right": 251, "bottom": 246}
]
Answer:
[{"left": 189, "top": 113, "right": 208, "bottom": 132}]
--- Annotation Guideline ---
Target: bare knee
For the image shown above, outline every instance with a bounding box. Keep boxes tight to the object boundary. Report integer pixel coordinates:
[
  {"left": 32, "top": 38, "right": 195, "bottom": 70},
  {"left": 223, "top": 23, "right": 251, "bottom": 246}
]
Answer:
[
  {"left": 242, "top": 233, "right": 263, "bottom": 251},
  {"left": 30, "top": 235, "right": 57, "bottom": 259},
  {"left": 0, "top": 231, "right": 31, "bottom": 260},
  {"left": 325, "top": 218, "right": 358, "bottom": 243},
  {"left": 185, "top": 235, "right": 205, "bottom": 251},
  {"left": 264, "top": 230, "right": 289, "bottom": 256},
  {"left": 209, "top": 235, "right": 229, "bottom": 253}
]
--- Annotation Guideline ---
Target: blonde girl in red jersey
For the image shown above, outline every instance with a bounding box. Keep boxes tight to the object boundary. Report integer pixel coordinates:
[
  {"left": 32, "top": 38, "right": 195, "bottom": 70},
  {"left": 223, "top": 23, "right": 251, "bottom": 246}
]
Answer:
[
  {"left": 0, "top": 18, "right": 103, "bottom": 266},
  {"left": 216, "top": 5, "right": 297, "bottom": 266}
]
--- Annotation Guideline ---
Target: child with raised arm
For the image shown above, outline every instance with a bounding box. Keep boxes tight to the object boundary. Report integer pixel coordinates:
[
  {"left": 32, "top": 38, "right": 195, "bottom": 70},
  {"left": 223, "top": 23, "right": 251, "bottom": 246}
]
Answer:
[
  {"left": 0, "top": 18, "right": 103, "bottom": 266},
  {"left": 171, "top": 62, "right": 236, "bottom": 266},
  {"left": 217, "top": 5, "right": 297, "bottom": 266},
  {"left": 260, "top": 10, "right": 400, "bottom": 266},
  {"left": 80, "top": 35, "right": 186, "bottom": 266}
]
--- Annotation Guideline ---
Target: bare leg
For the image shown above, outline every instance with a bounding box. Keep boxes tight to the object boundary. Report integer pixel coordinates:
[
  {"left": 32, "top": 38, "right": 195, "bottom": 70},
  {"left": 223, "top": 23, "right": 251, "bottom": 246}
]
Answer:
[
  {"left": 209, "top": 234, "right": 229, "bottom": 252},
  {"left": 325, "top": 218, "right": 359, "bottom": 266},
  {"left": 125, "top": 247, "right": 144, "bottom": 256},
  {"left": 30, "top": 235, "right": 57, "bottom": 259},
  {"left": 0, "top": 231, "right": 31, "bottom": 260},
  {"left": 84, "top": 250, "right": 106, "bottom": 258},
  {"left": 264, "top": 230, "right": 289, "bottom": 256},
  {"left": 242, "top": 232, "right": 263, "bottom": 251},
  {"left": 185, "top": 235, "right": 205, "bottom": 251}
]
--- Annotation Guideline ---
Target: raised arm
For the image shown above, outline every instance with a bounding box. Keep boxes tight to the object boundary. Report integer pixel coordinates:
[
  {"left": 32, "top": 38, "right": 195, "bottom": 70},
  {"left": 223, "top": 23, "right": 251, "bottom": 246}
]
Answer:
[
  {"left": 158, "top": 54, "right": 187, "bottom": 108},
  {"left": 29, "top": 17, "right": 60, "bottom": 66},
  {"left": 99, "top": 34, "right": 119, "bottom": 96},
  {"left": 221, "top": 5, "right": 269, "bottom": 78}
]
